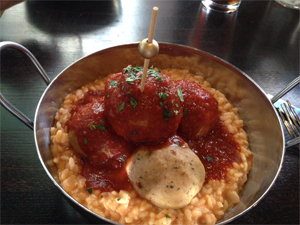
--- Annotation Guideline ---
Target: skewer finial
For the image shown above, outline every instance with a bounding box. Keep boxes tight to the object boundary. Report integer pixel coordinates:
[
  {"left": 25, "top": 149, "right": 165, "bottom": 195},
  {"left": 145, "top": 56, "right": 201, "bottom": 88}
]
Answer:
[{"left": 139, "top": 6, "right": 159, "bottom": 92}]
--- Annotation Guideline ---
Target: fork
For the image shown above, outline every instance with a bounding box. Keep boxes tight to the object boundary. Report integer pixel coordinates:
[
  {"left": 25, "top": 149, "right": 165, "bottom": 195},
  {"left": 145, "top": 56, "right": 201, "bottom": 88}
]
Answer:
[
  {"left": 276, "top": 101, "right": 300, "bottom": 149},
  {"left": 271, "top": 76, "right": 300, "bottom": 149}
]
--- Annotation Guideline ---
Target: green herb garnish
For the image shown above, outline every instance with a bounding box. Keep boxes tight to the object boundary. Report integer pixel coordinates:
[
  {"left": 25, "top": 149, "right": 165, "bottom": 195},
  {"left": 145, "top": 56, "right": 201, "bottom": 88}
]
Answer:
[
  {"left": 110, "top": 80, "right": 118, "bottom": 87},
  {"left": 89, "top": 123, "right": 96, "bottom": 130},
  {"left": 155, "top": 75, "right": 163, "bottom": 81},
  {"left": 90, "top": 123, "right": 105, "bottom": 130},
  {"left": 175, "top": 141, "right": 179, "bottom": 146},
  {"left": 146, "top": 151, "right": 151, "bottom": 156},
  {"left": 203, "top": 156, "right": 213, "bottom": 162},
  {"left": 84, "top": 138, "right": 87, "bottom": 145},
  {"left": 133, "top": 131, "right": 137, "bottom": 136},
  {"left": 183, "top": 108, "right": 187, "bottom": 117},
  {"left": 95, "top": 125, "right": 105, "bottom": 130},
  {"left": 163, "top": 106, "right": 172, "bottom": 121},
  {"left": 177, "top": 88, "right": 184, "bottom": 102},
  {"left": 130, "top": 97, "right": 138, "bottom": 106},
  {"left": 173, "top": 110, "right": 180, "bottom": 116},
  {"left": 119, "top": 102, "right": 125, "bottom": 112},
  {"left": 159, "top": 91, "right": 168, "bottom": 101},
  {"left": 164, "top": 214, "right": 172, "bottom": 218},
  {"left": 86, "top": 188, "right": 93, "bottom": 195},
  {"left": 124, "top": 66, "right": 143, "bottom": 84},
  {"left": 207, "top": 157, "right": 213, "bottom": 162},
  {"left": 126, "top": 76, "right": 136, "bottom": 84},
  {"left": 121, "top": 156, "right": 125, "bottom": 162}
]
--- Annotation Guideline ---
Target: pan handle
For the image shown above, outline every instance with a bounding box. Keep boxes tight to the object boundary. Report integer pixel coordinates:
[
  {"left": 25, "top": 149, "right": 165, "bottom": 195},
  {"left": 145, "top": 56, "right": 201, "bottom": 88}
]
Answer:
[
  {"left": 0, "top": 41, "right": 51, "bottom": 130},
  {"left": 270, "top": 76, "right": 300, "bottom": 104}
]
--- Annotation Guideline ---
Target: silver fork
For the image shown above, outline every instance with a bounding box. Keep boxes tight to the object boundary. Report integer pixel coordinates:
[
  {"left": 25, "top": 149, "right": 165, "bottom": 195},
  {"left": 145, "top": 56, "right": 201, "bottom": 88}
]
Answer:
[{"left": 271, "top": 76, "right": 300, "bottom": 149}]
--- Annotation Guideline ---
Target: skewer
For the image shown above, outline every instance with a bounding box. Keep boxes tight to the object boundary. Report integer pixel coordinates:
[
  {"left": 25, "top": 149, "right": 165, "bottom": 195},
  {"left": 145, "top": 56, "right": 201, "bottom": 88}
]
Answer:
[{"left": 139, "top": 7, "right": 159, "bottom": 92}]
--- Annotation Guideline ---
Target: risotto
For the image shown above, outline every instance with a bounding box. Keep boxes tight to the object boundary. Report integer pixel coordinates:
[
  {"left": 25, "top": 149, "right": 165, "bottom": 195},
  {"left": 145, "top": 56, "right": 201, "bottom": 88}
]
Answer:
[{"left": 50, "top": 68, "right": 253, "bottom": 225}]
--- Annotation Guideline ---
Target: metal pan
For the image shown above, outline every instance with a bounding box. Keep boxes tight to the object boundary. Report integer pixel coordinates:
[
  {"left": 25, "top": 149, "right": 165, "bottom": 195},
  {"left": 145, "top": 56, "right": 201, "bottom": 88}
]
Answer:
[{"left": 0, "top": 41, "right": 287, "bottom": 224}]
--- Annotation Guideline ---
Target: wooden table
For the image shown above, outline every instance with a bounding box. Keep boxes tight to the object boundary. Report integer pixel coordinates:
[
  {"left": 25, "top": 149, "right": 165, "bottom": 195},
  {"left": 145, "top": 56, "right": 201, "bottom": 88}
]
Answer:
[{"left": 1, "top": 0, "right": 299, "bottom": 224}]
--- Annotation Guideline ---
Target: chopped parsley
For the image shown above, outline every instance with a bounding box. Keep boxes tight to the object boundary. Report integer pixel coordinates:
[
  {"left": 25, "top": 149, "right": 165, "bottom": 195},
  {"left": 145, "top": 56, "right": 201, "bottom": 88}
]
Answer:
[
  {"left": 118, "top": 102, "right": 125, "bottom": 112},
  {"left": 95, "top": 125, "right": 105, "bottom": 130},
  {"left": 133, "top": 131, "right": 137, "bottom": 136},
  {"left": 124, "top": 65, "right": 161, "bottom": 84},
  {"left": 159, "top": 91, "right": 168, "bottom": 101},
  {"left": 146, "top": 151, "right": 151, "bottom": 156},
  {"left": 160, "top": 102, "right": 163, "bottom": 106},
  {"left": 155, "top": 75, "right": 163, "bottom": 81},
  {"left": 163, "top": 106, "right": 172, "bottom": 121},
  {"left": 107, "top": 94, "right": 110, "bottom": 97},
  {"left": 203, "top": 156, "right": 213, "bottom": 162},
  {"left": 175, "top": 141, "right": 179, "bottom": 146},
  {"left": 126, "top": 75, "right": 136, "bottom": 84},
  {"left": 127, "top": 92, "right": 132, "bottom": 94},
  {"left": 173, "top": 110, "right": 180, "bottom": 116},
  {"left": 110, "top": 80, "right": 118, "bottom": 87},
  {"left": 101, "top": 195, "right": 103, "bottom": 198},
  {"left": 84, "top": 138, "right": 87, "bottom": 145},
  {"left": 130, "top": 97, "right": 138, "bottom": 106},
  {"left": 164, "top": 214, "right": 172, "bottom": 218},
  {"left": 124, "top": 66, "right": 142, "bottom": 74},
  {"left": 90, "top": 123, "right": 105, "bottom": 131},
  {"left": 177, "top": 88, "right": 184, "bottom": 102},
  {"left": 124, "top": 66, "right": 143, "bottom": 84},
  {"left": 89, "top": 123, "right": 96, "bottom": 130},
  {"left": 148, "top": 66, "right": 162, "bottom": 81},
  {"left": 121, "top": 156, "right": 125, "bottom": 162},
  {"left": 117, "top": 198, "right": 121, "bottom": 201},
  {"left": 86, "top": 188, "right": 93, "bottom": 195},
  {"left": 183, "top": 108, "right": 187, "bottom": 117}
]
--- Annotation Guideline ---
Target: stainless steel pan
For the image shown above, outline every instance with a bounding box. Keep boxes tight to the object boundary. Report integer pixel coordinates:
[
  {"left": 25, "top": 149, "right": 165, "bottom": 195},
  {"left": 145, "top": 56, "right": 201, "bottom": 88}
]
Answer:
[{"left": 0, "top": 41, "right": 288, "bottom": 224}]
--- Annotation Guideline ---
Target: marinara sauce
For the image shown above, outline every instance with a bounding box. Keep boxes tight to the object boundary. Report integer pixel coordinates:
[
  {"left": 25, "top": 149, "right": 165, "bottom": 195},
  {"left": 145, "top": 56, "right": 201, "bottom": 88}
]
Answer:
[
  {"left": 71, "top": 90, "right": 242, "bottom": 192},
  {"left": 69, "top": 90, "right": 134, "bottom": 192},
  {"left": 185, "top": 120, "right": 241, "bottom": 182}
]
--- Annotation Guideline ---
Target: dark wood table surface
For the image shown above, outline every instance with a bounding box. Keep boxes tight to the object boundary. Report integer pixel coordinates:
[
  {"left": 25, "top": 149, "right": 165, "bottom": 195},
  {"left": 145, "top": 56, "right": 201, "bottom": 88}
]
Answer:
[{"left": 1, "top": 0, "right": 299, "bottom": 224}]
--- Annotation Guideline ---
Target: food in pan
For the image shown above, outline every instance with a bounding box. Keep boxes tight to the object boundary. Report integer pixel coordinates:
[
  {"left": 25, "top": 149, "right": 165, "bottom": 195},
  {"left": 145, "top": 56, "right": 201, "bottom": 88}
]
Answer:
[
  {"left": 127, "top": 135, "right": 205, "bottom": 209},
  {"left": 105, "top": 66, "right": 183, "bottom": 143},
  {"left": 50, "top": 65, "right": 253, "bottom": 225}
]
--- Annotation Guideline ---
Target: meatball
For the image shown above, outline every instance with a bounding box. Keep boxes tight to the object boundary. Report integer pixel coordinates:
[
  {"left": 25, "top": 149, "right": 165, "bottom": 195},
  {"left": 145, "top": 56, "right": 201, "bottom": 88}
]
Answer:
[
  {"left": 126, "top": 135, "right": 205, "bottom": 209},
  {"left": 104, "top": 66, "right": 183, "bottom": 143},
  {"left": 176, "top": 80, "right": 219, "bottom": 138},
  {"left": 68, "top": 96, "right": 133, "bottom": 165}
]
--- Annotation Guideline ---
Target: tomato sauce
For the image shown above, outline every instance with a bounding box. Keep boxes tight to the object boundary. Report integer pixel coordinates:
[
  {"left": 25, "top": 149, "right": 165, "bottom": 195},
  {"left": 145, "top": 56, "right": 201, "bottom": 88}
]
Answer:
[
  {"left": 185, "top": 120, "right": 241, "bottom": 182},
  {"left": 139, "top": 135, "right": 186, "bottom": 152},
  {"left": 71, "top": 90, "right": 242, "bottom": 192},
  {"left": 71, "top": 90, "right": 105, "bottom": 114},
  {"left": 81, "top": 155, "right": 132, "bottom": 192}
]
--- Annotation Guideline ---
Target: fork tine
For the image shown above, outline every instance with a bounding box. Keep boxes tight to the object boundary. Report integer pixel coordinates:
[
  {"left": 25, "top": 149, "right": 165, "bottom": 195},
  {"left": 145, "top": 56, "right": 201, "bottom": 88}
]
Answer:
[
  {"left": 282, "top": 103, "right": 299, "bottom": 137},
  {"left": 277, "top": 107, "right": 295, "bottom": 138},
  {"left": 287, "top": 101, "right": 300, "bottom": 130}
]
